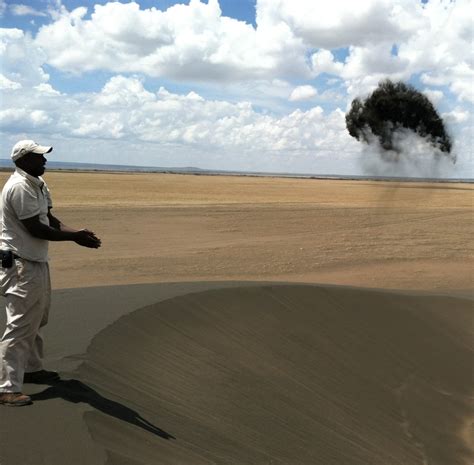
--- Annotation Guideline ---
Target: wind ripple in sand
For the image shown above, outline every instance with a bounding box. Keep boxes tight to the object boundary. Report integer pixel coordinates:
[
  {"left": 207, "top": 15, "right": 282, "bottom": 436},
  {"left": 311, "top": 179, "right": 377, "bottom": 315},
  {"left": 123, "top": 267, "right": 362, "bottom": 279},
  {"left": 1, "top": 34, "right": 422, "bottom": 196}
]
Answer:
[{"left": 76, "top": 285, "right": 474, "bottom": 465}]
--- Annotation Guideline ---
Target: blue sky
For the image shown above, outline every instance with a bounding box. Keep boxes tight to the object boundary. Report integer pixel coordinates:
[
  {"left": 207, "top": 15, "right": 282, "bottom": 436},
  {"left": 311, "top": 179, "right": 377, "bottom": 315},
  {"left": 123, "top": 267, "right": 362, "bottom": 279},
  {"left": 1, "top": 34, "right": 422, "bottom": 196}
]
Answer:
[{"left": 0, "top": 0, "right": 472, "bottom": 177}]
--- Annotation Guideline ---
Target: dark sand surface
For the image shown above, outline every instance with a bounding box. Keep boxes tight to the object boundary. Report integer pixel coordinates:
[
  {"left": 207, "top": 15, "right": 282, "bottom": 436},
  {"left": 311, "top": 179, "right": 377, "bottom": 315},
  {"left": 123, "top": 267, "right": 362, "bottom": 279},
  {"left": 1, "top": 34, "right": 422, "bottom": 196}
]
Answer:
[{"left": 1, "top": 282, "right": 472, "bottom": 465}]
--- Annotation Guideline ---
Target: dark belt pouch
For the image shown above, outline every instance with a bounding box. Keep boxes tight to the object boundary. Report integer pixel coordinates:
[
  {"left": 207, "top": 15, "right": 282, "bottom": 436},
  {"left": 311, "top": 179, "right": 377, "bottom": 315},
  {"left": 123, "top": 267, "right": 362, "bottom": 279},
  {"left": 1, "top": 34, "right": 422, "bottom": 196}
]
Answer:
[{"left": 0, "top": 250, "right": 14, "bottom": 268}]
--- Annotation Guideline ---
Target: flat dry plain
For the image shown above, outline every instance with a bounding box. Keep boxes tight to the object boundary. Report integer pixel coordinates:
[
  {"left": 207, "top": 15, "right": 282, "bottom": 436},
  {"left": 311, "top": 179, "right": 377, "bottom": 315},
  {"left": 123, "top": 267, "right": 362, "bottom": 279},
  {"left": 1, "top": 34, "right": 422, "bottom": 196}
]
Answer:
[
  {"left": 10, "top": 170, "right": 471, "bottom": 291},
  {"left": 0, "top": 170, "right": 473, "bottom": 465}
]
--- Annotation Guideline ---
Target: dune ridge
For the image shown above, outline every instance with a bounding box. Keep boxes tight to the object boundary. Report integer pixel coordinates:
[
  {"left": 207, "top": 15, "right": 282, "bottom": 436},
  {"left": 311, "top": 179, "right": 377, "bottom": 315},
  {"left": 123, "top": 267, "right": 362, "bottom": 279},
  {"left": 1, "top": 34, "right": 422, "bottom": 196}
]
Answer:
[{"left": 74, "top": 284, "right": 473, "bottom": 465}]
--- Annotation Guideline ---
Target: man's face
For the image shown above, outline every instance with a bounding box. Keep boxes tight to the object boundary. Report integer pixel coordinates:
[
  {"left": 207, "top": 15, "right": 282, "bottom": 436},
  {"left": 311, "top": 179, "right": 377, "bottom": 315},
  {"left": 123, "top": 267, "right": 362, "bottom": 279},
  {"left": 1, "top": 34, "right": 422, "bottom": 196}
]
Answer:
[{"left": 19, "top": 152, "right": 47, "bottom": 177}]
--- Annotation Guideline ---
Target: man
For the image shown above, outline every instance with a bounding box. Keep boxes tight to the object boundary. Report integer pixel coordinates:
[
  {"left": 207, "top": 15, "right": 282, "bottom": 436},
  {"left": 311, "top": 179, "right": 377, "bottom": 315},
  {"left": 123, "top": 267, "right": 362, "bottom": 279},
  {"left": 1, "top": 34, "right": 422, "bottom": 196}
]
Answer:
[{"left": 0, "top": 140, "right": 101, "bottom": 406}]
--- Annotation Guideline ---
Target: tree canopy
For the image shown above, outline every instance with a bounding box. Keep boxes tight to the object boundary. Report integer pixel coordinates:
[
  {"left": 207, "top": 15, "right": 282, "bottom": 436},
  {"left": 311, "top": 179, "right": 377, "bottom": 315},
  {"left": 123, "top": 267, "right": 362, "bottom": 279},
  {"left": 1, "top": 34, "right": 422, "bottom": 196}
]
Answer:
[{"left": 345, "top": 80, "right": 451, "bottom": 154}]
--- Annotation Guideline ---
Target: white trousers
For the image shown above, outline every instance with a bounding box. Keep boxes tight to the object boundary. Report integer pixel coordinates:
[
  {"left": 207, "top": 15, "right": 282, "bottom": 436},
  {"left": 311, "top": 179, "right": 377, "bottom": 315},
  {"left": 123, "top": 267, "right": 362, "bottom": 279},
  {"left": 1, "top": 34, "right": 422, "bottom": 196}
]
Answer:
[{"left": 0, "top": 259, "right": 51, "bottom": 392}]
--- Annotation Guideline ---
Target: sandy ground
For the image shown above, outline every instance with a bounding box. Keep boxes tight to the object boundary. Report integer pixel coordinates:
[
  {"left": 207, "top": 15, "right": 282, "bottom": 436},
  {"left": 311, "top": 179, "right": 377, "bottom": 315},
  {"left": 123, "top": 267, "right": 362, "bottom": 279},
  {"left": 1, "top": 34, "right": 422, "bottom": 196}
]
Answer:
[
  {"left": 1, "top": 171, "right": 469, "bottom": 291},
  {"left": 0, "top": 171, "right": 472, "bottom": 465}
]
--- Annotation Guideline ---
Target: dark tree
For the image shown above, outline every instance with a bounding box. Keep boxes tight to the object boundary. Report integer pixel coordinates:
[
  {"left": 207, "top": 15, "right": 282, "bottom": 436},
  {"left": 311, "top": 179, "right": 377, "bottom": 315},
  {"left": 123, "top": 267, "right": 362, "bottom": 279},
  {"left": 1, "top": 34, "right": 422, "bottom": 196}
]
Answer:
[{"left": 346, "top": 80, "right": 451, "bottom": 154}]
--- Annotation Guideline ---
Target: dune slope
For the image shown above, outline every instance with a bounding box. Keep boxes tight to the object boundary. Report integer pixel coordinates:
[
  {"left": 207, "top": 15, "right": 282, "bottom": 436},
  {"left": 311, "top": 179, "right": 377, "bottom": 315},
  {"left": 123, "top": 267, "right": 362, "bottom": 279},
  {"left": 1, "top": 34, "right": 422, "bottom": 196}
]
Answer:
[{"left": 76, "top": 284, "right": 473, "bottom": 465}]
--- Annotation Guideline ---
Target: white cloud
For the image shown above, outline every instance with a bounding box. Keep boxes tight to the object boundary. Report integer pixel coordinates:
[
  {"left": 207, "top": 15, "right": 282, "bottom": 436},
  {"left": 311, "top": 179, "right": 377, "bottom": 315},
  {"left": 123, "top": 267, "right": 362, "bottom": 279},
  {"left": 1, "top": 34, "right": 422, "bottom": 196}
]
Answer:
[
  {"left": 289, "top": 85, "right": 317, "bottom": 101},
  {"left": 305, "top": 1, "right": 472, "bottom": 103},
  {"left": 93, "top": 75, "right": 155, "bottom": 107},
  {"left": 442, "top": 108, "right": 470, "bottom": 124},
  {"left": 311, "top": 50, "right": 344, "bottom": 76},
  {"left": 28, "top": 0, "right": 473, "bottom": 106},
  {"left": 10, "top": 4, "right": 47, "bottom": 17},
  {"left": 0, "top": 75, "right": 356, "bottom": 156},
  {"left": 342, "top": 43, "right": 408, "bottom": 79},
  {"left": 421, "top": 62, "right": 474, "bottom": 103},
  {"left": 0, "top": 108, "right": 51, "bottom": 128},
  {"left": 208, "top": 79, "right": 295, "bottom": 115},
  {"left": 1, "top": 1, "right": 472, "bottom": 177},
  {"left": 0, "top": 73, "right": 22, "bottom": 90},
  {"left": 34, "top": 0, "right": 308, "bottom": 80},
  {"left": 423, "top": 88, "right": 444, "bottom": 105},
  {"left": 34, "top": 83, "right": 61, "bottom": 95},
  {"left": 1, "top": 72, "right": 469, "bottom": 177},
  {"left": 257, "top": 0, "right": 421, "bottom": 49},
  {"left": 398, "top": 0, "right": 474, "bottom": 103},
  {"left": 0, "top": 28, "right": 49, "bottom": 88},
  {"left": 279, "top": 0, "right": 472, "bottom": 103}
]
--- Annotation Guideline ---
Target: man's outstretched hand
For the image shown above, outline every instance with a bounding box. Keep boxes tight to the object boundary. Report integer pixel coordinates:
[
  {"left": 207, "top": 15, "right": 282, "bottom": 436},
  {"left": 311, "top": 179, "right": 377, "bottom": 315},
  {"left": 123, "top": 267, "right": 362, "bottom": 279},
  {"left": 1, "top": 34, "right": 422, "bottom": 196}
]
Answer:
[{"left": 74, "top": 229, "right": 102, "bottom": 248}]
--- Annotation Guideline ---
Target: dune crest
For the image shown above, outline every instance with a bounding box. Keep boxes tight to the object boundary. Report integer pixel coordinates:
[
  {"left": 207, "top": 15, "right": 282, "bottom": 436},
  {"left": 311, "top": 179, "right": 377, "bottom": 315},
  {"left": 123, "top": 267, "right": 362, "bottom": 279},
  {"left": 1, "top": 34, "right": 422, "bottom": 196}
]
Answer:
[{"left": 76, "top": 284, "right": 473, "bottom": 465}]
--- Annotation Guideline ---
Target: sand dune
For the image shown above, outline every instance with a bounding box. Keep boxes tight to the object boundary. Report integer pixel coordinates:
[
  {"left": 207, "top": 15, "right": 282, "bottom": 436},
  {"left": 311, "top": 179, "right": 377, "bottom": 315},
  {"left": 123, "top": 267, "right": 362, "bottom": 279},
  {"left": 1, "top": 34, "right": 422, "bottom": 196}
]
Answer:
[
  {"left": 77, "top": 285, "right": 473, "bottom": 465},
  {"left": 2, "top": 283, "right": 470, "bottom": 465}
]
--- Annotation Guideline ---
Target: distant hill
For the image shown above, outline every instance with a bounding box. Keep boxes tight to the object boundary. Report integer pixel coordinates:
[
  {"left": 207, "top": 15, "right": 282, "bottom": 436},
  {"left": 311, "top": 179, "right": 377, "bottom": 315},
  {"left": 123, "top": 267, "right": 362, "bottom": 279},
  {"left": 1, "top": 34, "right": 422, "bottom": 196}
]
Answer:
[{"left": 0, "top": 159, "right": 471, "bottom": 183}]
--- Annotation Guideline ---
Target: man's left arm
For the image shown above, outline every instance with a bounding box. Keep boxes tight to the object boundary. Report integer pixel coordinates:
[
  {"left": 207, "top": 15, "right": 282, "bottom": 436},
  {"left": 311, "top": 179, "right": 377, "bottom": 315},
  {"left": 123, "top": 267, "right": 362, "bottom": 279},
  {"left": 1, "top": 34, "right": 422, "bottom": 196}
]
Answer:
[{"left": 47, "top": 208, "right": 101, "bottom": 243}]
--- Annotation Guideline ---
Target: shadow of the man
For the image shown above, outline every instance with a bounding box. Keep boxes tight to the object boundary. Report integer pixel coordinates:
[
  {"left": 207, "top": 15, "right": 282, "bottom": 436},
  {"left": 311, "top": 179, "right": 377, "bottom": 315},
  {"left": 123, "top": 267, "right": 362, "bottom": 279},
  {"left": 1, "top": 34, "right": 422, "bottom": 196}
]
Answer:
[{"left": 30, "top": 379, "right": 175, "bottom": 440}]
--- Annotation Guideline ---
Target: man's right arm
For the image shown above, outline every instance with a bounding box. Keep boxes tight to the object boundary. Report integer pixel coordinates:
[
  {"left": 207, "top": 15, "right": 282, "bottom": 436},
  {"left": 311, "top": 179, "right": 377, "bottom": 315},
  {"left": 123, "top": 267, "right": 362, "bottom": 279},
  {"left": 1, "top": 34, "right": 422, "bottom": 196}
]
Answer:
[{"left": 21, "top": 215, "right": 101, "bottom": 248}]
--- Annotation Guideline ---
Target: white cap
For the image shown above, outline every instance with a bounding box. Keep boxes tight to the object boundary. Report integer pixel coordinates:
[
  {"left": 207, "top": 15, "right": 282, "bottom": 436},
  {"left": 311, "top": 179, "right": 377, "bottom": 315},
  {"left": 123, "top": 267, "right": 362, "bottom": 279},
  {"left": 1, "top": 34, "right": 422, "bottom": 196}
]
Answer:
[{"left": 11, "top": 140, "right": 53, "bottom": 162}]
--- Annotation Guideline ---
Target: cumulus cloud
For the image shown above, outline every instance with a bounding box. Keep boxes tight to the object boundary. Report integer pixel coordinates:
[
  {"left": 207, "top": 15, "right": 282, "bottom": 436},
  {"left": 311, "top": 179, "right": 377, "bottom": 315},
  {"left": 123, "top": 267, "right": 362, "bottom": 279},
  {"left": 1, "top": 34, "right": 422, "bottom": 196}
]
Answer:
[
  {"left": 423, "top": 88, "right": 444, "bottom": 105},
  {"left": 399, "top": 0, "right": 474, "bottom": 103},
  {"left": 0, "top": 107, "right": 51, "bottom": 129},
  {"left": 289, "top": 85, "right": 317, "bottom": 101},
  {"left": 34, "top": 83, "right": 62, "bottom": 95},
  {"left": 257, "top": 0, "right": 421, "bottom": 49},
  {"left": 0, "top": 73, "right": 22, "bottom": 90},
  {"left": 10, "top": 4, "right": 47, "bottom": 16},
  {"left": 0, "top": 75, "right": 356, "bottom": 156},
  {"left": 27, "top": 0, "right": 473, "bottom": 106},
  {"left": 0, "top": 0, "right": 471, "bottom": 176},
  {"left": 84, "top": 77, "right": 350, "bottom": 153},
  {"left": 302, "top": 1, "right": 472, "bottom": 102},
  {"left": 0, "top": 28, "right": 49, "bottom": 88},
  {"left": 31, "top": 0, "right": 472, "bottom": 105},
  {"left": 34, "top": 0, "right": 308, "bottom": 81},
  {"left": 421, "top": 63, "right": 474, "bottom": 104},
  {"left": 311, "top": 50, "right": 344, "bottom": 76},
  {"left": 343, "top": 43, "right": 408, "bottom": 79},
  {"left": 442, "top": 108, "right": 471, "bottom": 125}
]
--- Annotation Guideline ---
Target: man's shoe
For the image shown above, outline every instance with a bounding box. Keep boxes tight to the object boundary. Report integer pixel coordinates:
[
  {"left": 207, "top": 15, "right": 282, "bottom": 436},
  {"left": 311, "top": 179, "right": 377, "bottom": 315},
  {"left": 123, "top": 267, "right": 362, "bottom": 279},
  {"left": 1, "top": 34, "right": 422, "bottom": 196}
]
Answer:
[
  {"left": 23, "top": 370, "right": 60, "bottom": 384},
  {"left": 0, "top": 392, "right": 32, "bottom": 406}
]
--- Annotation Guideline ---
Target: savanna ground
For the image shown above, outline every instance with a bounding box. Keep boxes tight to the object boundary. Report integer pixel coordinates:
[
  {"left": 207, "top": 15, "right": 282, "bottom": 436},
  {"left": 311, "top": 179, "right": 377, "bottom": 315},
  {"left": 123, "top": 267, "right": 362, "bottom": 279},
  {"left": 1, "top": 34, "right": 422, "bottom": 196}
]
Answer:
[{"left": 0, "top": 171, "right": 469, "bottom": 291}]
